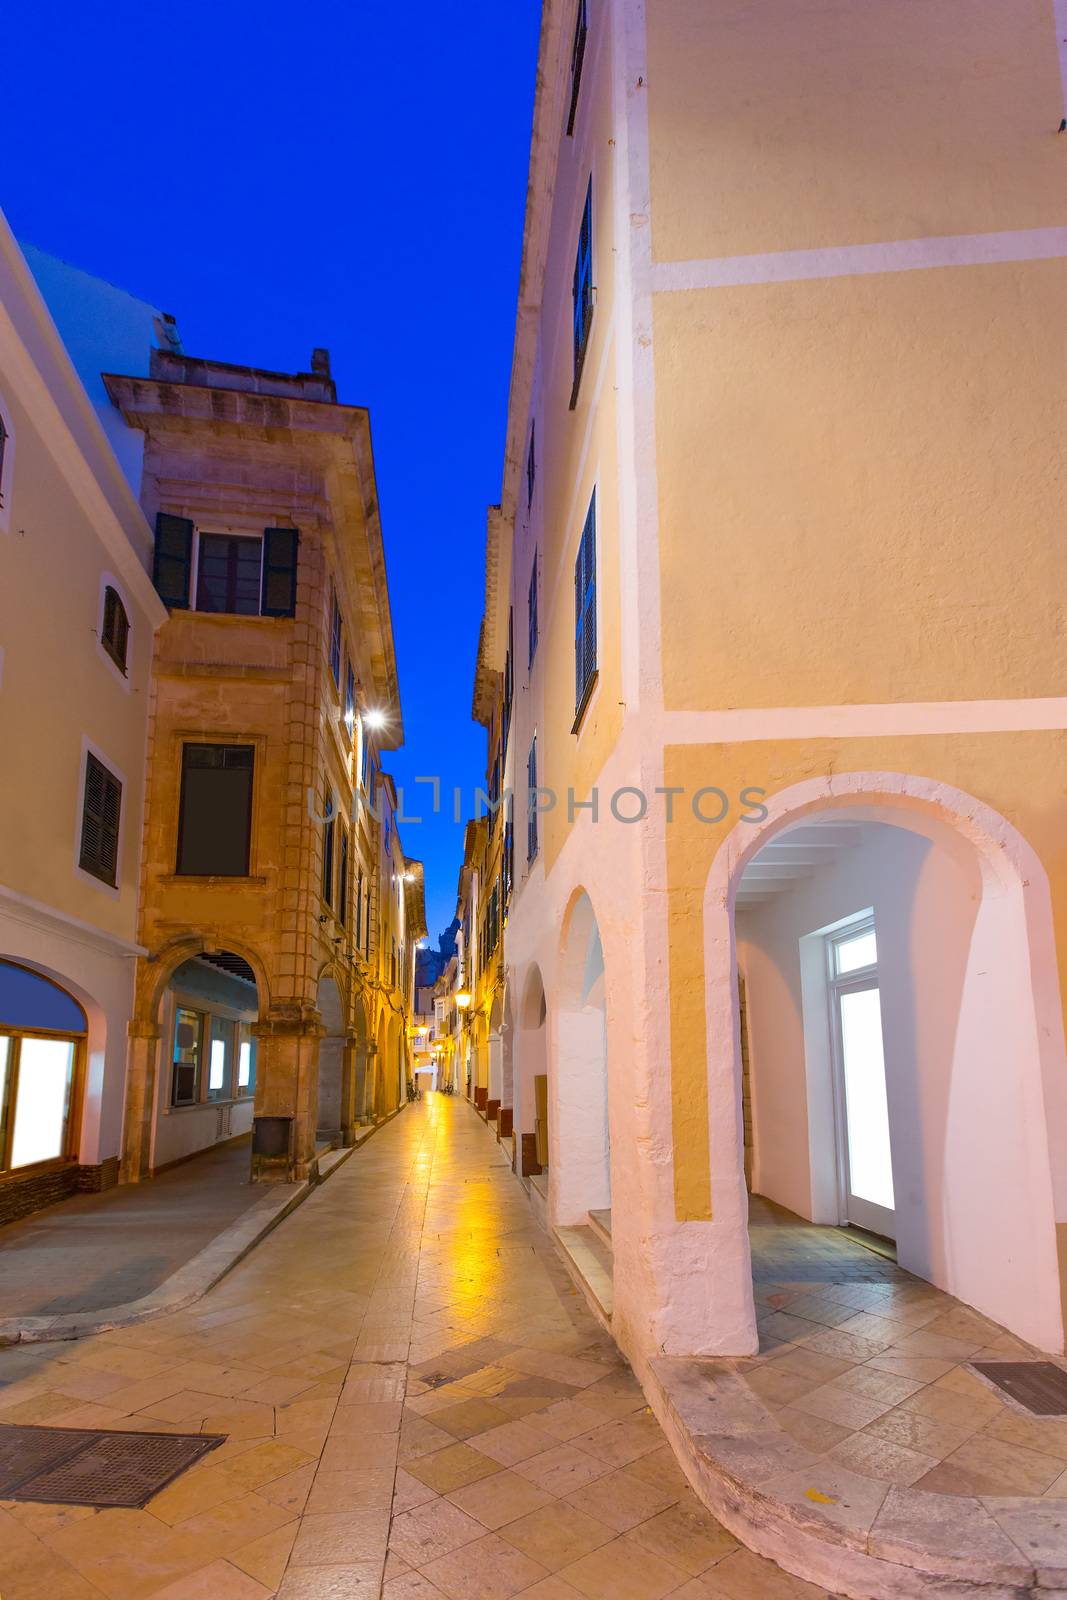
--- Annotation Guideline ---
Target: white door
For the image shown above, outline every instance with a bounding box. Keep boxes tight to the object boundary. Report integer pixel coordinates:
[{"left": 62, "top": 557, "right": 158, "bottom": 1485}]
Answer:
[{"left": 828, "top": 923, "right": 895, "bottom": 1239}]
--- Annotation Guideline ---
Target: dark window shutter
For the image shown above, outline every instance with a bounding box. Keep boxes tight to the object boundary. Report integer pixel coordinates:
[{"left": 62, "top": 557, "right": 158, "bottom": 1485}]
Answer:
[
  {"left": 102, "top": 586, "right": 130, "bottom": 673},
  {"left": 574, "top": 538, "right": 586, "bottom": 708},
  {"left": 261, "top": 527, "right": 300, "bottom": 617},
  {"left": 153, "top": 514, "right": 194, "bottom": 609},
  {"left": 80, "top": 753, "right": 122, "bottom": 885}
]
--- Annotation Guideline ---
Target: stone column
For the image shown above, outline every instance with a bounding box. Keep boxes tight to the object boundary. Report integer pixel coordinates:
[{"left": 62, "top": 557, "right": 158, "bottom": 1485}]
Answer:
[
  {"left": 253, "top": 1008, "right": 322, "bottom": 1180},
  {"left": 340, "top": 1031, "right": 362, "bottom": 1145},
  {"left": 120, "top": 1022, "right": 162, "bottom": 1183}
]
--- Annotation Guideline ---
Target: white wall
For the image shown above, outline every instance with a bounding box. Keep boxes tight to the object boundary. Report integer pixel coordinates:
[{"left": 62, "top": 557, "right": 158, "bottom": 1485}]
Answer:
[{"left": 736, "top": 818, "right": 1064, "bottom": 1346}]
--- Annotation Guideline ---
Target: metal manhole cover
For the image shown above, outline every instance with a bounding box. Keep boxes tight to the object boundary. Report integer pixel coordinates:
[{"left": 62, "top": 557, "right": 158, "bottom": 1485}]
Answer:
[
  {"left": 419, "top": 1372, "right": 454, "bottom": 1390},
  {"left": 0, "top": 1424, "right": 225, "bottom": 1507},
  {"left": 972, "top": 1362, "right": 1067, "bottom": 1416},
  {"left": 0, "top": 1427, "right": 91, "bottom": 1494}
]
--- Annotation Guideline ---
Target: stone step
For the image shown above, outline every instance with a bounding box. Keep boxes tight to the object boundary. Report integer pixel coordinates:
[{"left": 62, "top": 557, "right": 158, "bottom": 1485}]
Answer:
[
  {"left": 587, "top": 1207, "right": 612, "bottom": 1248},
  {"left": 527, "top": 1170, "right": 549, "bottom": 1230},
  {"left": 555, "top": 1224, "right": 613, "bottom": 1324}
]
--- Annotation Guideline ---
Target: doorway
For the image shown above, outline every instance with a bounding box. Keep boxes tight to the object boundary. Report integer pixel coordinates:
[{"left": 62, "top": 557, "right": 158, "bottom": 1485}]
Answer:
[{"left": 826, "top": 919, "right": 894, "bottom": 1240}]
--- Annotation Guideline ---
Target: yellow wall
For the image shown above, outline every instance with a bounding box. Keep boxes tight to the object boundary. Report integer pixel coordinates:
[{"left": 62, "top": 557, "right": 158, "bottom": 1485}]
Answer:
[
  {"left": 0, "top": 379, "right": 154, "bottom": 941},
  {"left": 646, "top": 0, "right": 1063, "bottom": 262}
]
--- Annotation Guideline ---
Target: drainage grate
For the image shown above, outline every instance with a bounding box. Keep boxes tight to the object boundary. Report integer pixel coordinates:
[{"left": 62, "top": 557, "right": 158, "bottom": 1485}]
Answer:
[
  {"left": 972, "top": 1362, "right": 1067, "bottom": 1417},
  {"left": 0, "top": 1424, "right": 225, "bottom": 1507},
  {"left": 418, "top": 1372, "right": 454, "bottom": 1390}
]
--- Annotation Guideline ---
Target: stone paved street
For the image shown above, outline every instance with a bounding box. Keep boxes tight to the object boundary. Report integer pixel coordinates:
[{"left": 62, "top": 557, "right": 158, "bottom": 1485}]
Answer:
[{"left": 0, "top": 1094, "right": 835, "bottom": 1600}]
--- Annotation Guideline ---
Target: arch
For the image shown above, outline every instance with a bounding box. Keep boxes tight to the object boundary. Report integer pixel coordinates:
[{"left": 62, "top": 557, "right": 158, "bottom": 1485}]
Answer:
[
  {"left": 0, "top": 957, "right": 96, "bottom": 1173},
  {"left": 553, "top": 887, "right": 610, "bottom": 1225},
  {"left": 704, "top": 771, "right": 1067, "bottom": 1354},
  {"left": 315, "top": 969, "right": 346, "bottom": 1143},
  {"left": 487, "top": 984, "right": 507, "bottom": 1109},
  {"left": 137, "top": 934, "right": 271, "bottom": 1028},
  {"left": 515, "top": 962, "right": 548, "bottom": 1169}
]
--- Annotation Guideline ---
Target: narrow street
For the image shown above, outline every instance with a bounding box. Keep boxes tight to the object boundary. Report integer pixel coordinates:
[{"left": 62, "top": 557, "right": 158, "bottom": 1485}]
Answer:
[{"left": 0, "top": 1095, "right": 830, "bottom": 1600}]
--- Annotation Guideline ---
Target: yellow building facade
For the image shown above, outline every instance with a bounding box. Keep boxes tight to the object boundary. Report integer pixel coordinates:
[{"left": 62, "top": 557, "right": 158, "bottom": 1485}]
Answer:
[
  {"left": 105, "top": 346, "right": 419, "bottom": 1183},
  {"left": 480, "top": 0, "right": 1067, "bottom": 1392}
]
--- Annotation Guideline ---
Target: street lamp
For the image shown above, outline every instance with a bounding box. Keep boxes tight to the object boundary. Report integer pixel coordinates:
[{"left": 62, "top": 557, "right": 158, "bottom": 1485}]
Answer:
[{"left": 455, "top": 990, "right": 472, "bottom": 1010}]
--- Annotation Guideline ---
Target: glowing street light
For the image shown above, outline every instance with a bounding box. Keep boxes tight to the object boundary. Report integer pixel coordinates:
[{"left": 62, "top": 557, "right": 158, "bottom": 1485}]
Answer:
[
  {"left": 364, "top": 709, "right": 387, "bottom": 730},
  {"left": 455, "top": 990, "right": 472, "bottom": 1010}
]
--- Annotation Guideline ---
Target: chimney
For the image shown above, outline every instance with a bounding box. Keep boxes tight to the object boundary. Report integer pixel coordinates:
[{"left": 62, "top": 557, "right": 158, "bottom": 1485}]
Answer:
[{"left": 310, "top": 348, "right": 331, "bottom": 377}]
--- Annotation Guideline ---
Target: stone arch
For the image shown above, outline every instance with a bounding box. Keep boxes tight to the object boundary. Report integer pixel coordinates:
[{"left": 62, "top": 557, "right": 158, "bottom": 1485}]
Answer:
[
  {"left": 552, "top": 888, "right": 610, "bottom": 1226},
  {"left": 515, "top": 962, "right": 548, "bottom": 1172},
  {"left": 315, "top": 965, "right": 346, "bottom": 1144},
  {"left": 704, "top": 771, "right": 1067, "bottom": 1354}
]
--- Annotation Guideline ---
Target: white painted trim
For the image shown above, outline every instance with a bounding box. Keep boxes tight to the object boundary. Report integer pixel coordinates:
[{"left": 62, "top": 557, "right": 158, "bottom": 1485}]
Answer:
[
  {"left": 664, "top": 697, "right": 1067, "bottom": 743},
  {"left": 652, "top": 227, "right": 1067, "bottom": 295}
]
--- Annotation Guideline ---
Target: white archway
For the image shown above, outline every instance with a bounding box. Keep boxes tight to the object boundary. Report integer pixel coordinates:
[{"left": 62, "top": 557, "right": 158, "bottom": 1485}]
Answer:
[
  {"left": 552, "top": 889, "right": 610, "bottom": 1226},
  {"left": 704, "top": 772, "right": 1067, "bottom": 1354}
]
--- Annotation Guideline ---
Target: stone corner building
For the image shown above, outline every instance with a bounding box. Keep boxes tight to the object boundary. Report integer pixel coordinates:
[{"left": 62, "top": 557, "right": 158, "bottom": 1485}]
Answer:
[{"left": 106, "top": 346, "right": 415, "bottom": 1183}]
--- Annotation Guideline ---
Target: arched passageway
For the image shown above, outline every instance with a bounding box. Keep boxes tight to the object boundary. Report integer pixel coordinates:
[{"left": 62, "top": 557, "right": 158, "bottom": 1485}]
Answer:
[
  {"left": 516, "top": 963, "right": 548, "bottom": 1174},
  {"left": 152, "top": 949, "right": 261, "bottom": 1172},
  {"left": 553, "top": 890, "right": 610, "bottom": 1226},
  {"left": 709, "top": 774, "right": 1067, "bottom": 1353},
  {"left": 316, "top": 970, "right": 345, "bottom": 1144}
]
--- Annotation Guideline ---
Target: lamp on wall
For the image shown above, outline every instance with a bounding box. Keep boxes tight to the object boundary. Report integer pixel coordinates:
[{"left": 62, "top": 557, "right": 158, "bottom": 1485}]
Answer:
[{"left": 455, "top": 990, "right": 472, "bottom": 1010}]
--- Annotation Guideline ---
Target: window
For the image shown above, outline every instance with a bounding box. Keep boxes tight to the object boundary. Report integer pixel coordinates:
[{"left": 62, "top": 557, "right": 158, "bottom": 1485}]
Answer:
[
  {"left": 360, "top": 725, "right": 370, "bottom": 788},
  {"left": 345, "top": 660, "right": 356, "bottom": 731},
  {"left": 528, "top": 557, "right": 539, "bottom": 667},
  {"left": 330, "top": 588, "right": 342, "bottom": 686},
  {"left": 503, "top": 821, "right": 514, "bottom": 908},
  {"left": 356, "top": 866, "right": 364, "bottom": 947},
  {"left": 207, "top": 1015, "right": 235, "bottom": 1102},
  {"left": 566, "top": 0, "right": 589, "bottom": 136},
  {"left": 153, "top": 518, "right": 299, "bottom": 615},
  {"left": 237, "top": 1028, "right": 256, "bottom": 1097},
  {"left": 176, "top": 744, "right": 254, "bottom": 876},
  {"left": 502, "top": 608, "right": 514, "bottom": 756},
  {"left": 526, "top": 421, "right": 536, "bottom": 509},
  {"left": 0, "top": 402, "right": 14, "bottom": 532},
  {"left": 196, "top": 533, "right": 263, "bottom": 615},
  {"left": 322, "top": 794, "right": 336, "bottom": 908},
  {"left": 571, "top": 180, "right": 594, "bottom": 403},
  {"left": 101, "top": 586, "right": 130, "bottom": 675},
  {"left": 0, "top": 963, "right": 84, "bottom": 1172},
  {"left": 527, "top": 737, "right": 539, "bottom": 862},
  {"left": 338, "top": 826, "right": 349, "bottom": 926},
  {"left": 80, "top": 752, "right": 121, "bottom": 886},
  {"left": 172, "top": 1006, "right": 203, "bottom": 1106},
  {"left": 573, "top": 491, "right": 598, "bottom": 720}
]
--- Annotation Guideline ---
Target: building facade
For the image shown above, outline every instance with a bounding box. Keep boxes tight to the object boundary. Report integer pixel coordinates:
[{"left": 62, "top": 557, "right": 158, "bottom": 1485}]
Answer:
[
  {"left": 0, "top": 215, "right": 168, "bottom": 1223},
  {"left": 104, "top": 346, "right": 417, "bottom": 1182},
  {"left": 476, "top": 0, "right": 1067, "bottom": 1388}
]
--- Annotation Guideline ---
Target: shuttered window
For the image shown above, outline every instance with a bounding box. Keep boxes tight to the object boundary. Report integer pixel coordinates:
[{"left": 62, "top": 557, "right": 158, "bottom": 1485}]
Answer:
[
  {"left": 573, "top": 492, "right": 597, "bottom": 719},
  {"left": 261, "top": 527, "right": 300, "bottom": 616},
  {"left": 101, "top": 586, "right": 130, "bottom": 674},
  {"left": 526, "top": 421, "right": 536, "bottom": 509},
  {"left": 338, "top": 827, "right": 350, "bottom": 926},
  {"left": 571, "top": 181, "right": 594, "bottom": 403},
  {"left": 330, "top": 590, "right": 343, "bottom": 686},
  {"left": 176, "top": 744, "right": 254, "bottom": 876},
  {"left": 322, "top": 797, "right": 336, "bottom": 908},
  {"left": 80, "top": 753, "right": 122, "bottom": 886},
  {"left": 527, "top": 738, "right": 539, "bottom": 862},
  {"left": 153, "top": 513, "right": 194, "bottom": 608},
  {"left": 528, "top": 556, "right": 539, "bottom": 667},
  {"left": 566, "top": 0, "right": 589, "bottom": 136}
]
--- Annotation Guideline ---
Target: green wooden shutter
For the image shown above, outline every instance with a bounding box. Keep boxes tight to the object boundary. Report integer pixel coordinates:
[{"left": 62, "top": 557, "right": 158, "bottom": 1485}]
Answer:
[
  {"left": 261, "top": 527, "right": 300, "bottom": 617},
  {"left": 153, "top": 513, "right": 194, "bottom": 608}
]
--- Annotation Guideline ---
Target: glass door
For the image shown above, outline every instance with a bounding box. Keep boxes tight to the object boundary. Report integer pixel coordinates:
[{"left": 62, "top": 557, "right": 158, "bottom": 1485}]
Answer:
[{"left": 828, "top": 923, "right": 895, "bottom": 1239}]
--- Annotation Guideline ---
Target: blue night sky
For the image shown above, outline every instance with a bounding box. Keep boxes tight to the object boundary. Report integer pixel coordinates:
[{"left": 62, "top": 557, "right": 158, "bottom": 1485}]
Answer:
[{"left": 3, "top": 0, "right": 540, "bottom": 943}]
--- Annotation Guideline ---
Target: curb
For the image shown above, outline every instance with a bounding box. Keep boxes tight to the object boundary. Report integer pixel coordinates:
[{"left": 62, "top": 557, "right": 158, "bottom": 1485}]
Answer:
[{"left": 0, "top": 1104, "right": 405, "bottom": 1348}]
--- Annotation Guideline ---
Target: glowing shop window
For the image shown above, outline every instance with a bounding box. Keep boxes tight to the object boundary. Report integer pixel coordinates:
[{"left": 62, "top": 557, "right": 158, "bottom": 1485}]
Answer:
[
  {"left": 207, "top": 1016, "right": 233, "bottom": 1101},
  {"left": 839, "top": 986, "right": 894, "bottom": 1210},
  {"left": 11, "top": 1037, "right": 75, "bottom": 1168},
  {"left": 834, "top": 927, "right": 877, "bottom": 976},
  {"left": 238, "top": 1040, "right": 252, "bottom": 1091}
]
